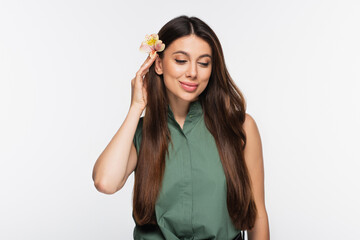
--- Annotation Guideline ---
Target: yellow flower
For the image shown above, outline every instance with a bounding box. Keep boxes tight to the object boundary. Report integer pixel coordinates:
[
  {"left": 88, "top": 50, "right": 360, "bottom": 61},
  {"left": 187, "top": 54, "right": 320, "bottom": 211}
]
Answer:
[{"left": 139, "top": 33, "right": 165, "bottom": 58}]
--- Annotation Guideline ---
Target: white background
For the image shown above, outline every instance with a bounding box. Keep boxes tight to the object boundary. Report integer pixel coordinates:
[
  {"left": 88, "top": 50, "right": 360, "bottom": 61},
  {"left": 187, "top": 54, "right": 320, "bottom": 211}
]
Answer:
[{"left": 1, "top": 0, "right": 359, "bottom": 239}]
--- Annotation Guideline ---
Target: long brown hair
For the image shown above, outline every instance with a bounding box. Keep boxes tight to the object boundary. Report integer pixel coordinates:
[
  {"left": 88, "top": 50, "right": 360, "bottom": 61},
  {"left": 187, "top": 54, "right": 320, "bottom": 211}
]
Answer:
[{"left": 133, "top": 15, "right": 257, "bottom": 230}]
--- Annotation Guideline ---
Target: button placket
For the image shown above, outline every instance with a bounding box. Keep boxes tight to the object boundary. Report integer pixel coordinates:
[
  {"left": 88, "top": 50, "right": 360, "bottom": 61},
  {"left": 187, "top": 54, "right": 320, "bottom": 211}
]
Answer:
[{"left": 168, "top": 100, "right": 203, "bottom": 137}]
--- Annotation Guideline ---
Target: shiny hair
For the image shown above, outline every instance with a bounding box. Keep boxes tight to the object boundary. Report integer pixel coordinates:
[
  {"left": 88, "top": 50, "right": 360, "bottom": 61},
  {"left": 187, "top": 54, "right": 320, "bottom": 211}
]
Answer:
[{"left": 133, "top": 15, "right": 257, "bottom": 230}]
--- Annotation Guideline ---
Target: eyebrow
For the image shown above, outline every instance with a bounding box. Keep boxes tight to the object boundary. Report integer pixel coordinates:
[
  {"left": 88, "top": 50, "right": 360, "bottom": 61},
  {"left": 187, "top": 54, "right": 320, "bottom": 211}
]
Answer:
[{"left": 172, "top": 50, "right": 212, "bottom": 59}]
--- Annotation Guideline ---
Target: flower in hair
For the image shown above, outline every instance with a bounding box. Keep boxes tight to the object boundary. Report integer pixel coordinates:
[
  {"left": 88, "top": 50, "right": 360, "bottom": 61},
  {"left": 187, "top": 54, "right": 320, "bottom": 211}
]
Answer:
[{"left": 139, "top": 33, "right": 165, "bottom": 58}]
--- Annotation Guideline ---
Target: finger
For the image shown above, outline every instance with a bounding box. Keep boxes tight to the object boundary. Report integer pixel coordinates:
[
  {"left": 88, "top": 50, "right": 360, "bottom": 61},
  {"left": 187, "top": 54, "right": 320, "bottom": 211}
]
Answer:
[
  {"left": 138, "top": 53, "right": 157, "bottom": 76},
  {"left": 136, "top": 67, "right": 147, "bottom": 80},
  {"left": 136, "top": 65, "right": 152, "bottom": 83},
  {"left": 134, "top": 69, "right": 149, "bottom": 88},
  {"left": 139, "top": 54, "right": 151, "bottom": 69},
  {"left": 135, "top": 54, "right": 157, "bottom": 90}
]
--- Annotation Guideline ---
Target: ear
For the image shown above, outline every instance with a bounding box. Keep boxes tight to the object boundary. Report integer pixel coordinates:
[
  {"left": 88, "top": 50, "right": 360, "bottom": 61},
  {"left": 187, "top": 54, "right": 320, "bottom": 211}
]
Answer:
[{"left": 154, "top": 56, "right": 163, "bottom": 75}]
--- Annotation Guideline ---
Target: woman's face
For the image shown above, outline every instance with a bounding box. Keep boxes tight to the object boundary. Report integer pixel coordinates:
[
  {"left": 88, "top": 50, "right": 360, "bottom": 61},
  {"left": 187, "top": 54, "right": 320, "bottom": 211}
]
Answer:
[{"left": 155, "top": 34, "right": 212, "bottom": 103}]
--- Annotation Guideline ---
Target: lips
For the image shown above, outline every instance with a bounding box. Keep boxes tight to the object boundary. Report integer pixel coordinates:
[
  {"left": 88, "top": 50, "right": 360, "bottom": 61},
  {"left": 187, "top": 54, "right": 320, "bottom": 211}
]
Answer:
[
  {"left": 179, "top": 81, "right": 198, "bottom": 92},
  {"left": 179, "top": 81, "right": 198, "bottom": 87}
]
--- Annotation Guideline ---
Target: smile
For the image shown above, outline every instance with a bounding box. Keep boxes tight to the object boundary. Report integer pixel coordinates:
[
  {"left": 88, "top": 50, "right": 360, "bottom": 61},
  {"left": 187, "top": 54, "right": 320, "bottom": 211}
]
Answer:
[{"left": 179, "top": 81, "right": 198, "bottom": 92}]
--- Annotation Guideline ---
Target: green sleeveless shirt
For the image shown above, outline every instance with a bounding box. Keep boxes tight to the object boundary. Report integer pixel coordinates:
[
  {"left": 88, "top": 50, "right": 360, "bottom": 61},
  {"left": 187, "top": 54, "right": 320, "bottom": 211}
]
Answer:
[{"left": 132, "top": 100, "right": 242, "bottom": 240}]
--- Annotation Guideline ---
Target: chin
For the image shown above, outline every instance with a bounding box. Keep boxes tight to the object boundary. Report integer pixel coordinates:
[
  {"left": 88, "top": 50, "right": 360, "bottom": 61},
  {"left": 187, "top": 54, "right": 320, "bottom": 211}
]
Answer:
[
  {"left": 176, "top": 93, "right": 200, "bottom": 102},
  {"left": 166, "top": 86, "right": 202, "bottom": 103}
]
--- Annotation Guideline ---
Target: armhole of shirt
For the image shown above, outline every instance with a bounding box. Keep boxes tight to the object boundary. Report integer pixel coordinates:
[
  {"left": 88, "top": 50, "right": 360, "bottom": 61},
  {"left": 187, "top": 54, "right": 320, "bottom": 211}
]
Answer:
[{"left": 133, "top": 117, "right": 144, "bottom": 156}]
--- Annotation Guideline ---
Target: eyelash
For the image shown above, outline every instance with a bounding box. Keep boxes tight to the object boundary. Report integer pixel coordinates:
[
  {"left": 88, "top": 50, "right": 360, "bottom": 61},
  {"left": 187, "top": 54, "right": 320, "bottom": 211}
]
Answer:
[{"left": 175, "top": 59, "right": 209, "bottom": 67}]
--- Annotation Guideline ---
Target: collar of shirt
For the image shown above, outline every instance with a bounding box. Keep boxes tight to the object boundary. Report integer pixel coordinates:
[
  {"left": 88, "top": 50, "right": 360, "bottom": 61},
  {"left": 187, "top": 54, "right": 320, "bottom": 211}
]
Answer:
[{"left": 167, "top": 99, "right": 203, "bottom": 136}]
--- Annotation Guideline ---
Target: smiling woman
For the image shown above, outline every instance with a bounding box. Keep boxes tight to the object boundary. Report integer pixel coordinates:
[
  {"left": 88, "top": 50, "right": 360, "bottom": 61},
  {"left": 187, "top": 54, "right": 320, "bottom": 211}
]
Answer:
[
  {"left": 92, "top": 14, "right": 269, "bottom": 240},
  {"left": 154, "top": 35, "right": 213, "bottom": 113}
]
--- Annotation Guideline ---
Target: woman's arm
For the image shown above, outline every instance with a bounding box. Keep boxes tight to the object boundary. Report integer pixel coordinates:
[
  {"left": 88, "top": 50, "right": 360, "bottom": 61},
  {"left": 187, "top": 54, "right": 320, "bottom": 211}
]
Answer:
[
  {"left": 92, "top": 54, "right": 156, "bottom": 194},
  {"left": 243, "top": 113, "right": 270, "bottom": 240},
  {"left": 92, "top": 105, "right": 143, "bottom": 194}
]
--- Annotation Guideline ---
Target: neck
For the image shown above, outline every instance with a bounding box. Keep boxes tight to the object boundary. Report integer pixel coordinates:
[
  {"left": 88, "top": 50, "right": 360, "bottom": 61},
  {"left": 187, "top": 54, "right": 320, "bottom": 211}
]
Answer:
[
  {"left": 167, "top": 91, "right": 199, "bottom": 124},
  {"left": 168, "top": 97, "right": 190, "bottom": 121}
]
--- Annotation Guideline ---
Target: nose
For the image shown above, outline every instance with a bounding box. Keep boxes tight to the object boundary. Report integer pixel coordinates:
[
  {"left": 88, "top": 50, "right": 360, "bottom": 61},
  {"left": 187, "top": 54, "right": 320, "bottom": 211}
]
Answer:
[{"left": 186, "top": 61, "right": 197, "bottom": 79}]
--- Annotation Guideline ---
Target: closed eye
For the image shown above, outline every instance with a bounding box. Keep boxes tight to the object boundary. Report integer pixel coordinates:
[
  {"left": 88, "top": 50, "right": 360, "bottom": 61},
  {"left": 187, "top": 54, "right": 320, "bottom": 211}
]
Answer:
[
  {"left": 175, "top": 59, "right": 210, "bottom": 67},
  {"left": 175, "top": 60, "right": 187, "bottom": 64}
]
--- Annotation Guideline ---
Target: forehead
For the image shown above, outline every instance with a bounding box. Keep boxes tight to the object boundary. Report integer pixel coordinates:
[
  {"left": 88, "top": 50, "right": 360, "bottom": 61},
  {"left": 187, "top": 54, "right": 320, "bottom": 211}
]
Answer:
[{"left": 167, "top": 35, "right": 212, "bottom": 56}]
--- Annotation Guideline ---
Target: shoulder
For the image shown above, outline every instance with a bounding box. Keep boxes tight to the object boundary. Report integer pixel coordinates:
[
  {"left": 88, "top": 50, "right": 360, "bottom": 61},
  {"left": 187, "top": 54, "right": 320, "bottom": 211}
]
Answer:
[
  {"left": 243, "top": 113, "right": 257, "bottom": 132},
  {"left": 243, "top": 113, "right": 262, "bottom": 154}
]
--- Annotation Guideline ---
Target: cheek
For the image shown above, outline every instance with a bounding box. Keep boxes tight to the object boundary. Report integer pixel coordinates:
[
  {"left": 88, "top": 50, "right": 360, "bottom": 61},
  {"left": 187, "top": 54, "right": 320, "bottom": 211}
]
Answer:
[
  {"left": 199, "top": 70, "right": 211, "bottom": 88},
  {"left": 204, "top": 69, "right": 212, "bottom": 79},
  {"left": 200, "top": 79, "right": 210, "bottom": 91},
  {"left": 163, "top": 62, "right": 186, "bottom": 78},
  {"left": 200, "top": 68, "right": 212, "bottom": 82}
]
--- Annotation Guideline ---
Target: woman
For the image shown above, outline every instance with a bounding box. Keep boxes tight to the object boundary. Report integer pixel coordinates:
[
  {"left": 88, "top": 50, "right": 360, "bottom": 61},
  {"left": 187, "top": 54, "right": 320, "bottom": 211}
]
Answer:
[{"left": 92, "top": 15, "right": 270, "bottom": 240}]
